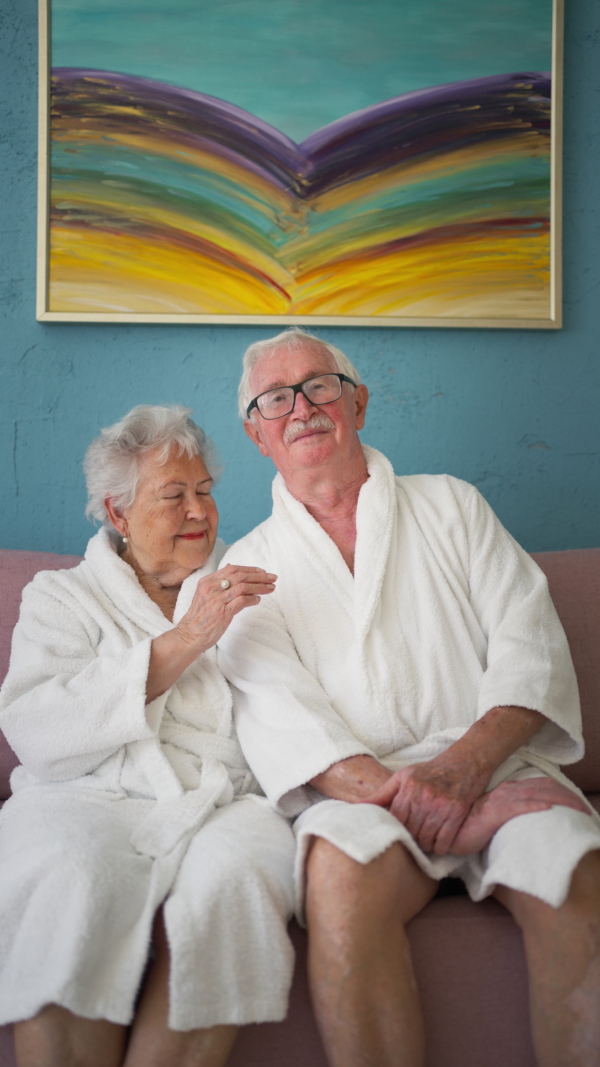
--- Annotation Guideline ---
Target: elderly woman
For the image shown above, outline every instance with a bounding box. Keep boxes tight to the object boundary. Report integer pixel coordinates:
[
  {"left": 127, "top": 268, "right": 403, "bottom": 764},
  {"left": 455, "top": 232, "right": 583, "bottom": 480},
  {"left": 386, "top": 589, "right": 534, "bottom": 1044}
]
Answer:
[{"left": 0, "top": 405, "right": 296, "bottom": 1067}]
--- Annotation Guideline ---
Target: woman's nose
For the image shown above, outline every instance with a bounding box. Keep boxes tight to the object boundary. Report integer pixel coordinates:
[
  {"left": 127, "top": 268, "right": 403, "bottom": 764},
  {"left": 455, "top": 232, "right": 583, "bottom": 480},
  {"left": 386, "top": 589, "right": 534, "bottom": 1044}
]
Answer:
[{"left": 186, "top": 494, "right": 206, "bottom": 519}]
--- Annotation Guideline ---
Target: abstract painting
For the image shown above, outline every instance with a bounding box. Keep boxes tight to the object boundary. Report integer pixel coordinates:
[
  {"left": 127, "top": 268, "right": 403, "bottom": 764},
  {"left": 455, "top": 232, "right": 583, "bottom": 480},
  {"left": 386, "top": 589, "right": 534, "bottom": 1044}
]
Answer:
[{"left": 38, "top": 0, "right": 562, "bottom": 326}]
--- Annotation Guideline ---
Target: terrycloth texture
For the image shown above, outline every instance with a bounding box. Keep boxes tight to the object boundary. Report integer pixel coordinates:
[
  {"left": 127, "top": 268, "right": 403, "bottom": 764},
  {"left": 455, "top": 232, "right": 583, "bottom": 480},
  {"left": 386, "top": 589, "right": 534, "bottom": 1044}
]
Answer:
[
  {"left": 218, "top": 446, "right": 598, "bottom": 908},
  {"left": 0, "top": 791, "right": 295, "bottom": 1029},
  {"left": 0, "top": 528, "right": 295, "bottom": 1028}
]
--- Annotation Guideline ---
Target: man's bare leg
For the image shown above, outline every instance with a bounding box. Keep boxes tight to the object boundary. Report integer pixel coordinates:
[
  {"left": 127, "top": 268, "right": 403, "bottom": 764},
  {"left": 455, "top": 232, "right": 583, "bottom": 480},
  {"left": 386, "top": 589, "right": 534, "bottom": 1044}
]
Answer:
[
  {"left": 14, "top": 1007, "right": 127, "bottom": 1067},
  {"left": 495, "top": 849, "right": 600, "bottom": 1067},
  {"left": 305, "top": 839, "right": 437, "bottom": 1067},
  {"left": 124, "top": 911, "right": 238, "bottom": 1067}
]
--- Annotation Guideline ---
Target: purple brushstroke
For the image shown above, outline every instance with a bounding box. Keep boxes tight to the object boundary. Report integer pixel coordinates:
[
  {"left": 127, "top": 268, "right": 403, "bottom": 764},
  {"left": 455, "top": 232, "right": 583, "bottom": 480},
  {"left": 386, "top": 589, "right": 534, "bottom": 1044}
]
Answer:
[
  {"left": 52, "top": 68, "right": 305, "bottom": 193},
  {"left": 52, "top": 70, "right": 551, "bottom": 199},
  {"left": 300, "top": 73, "right": 550, "bottom": 194}
]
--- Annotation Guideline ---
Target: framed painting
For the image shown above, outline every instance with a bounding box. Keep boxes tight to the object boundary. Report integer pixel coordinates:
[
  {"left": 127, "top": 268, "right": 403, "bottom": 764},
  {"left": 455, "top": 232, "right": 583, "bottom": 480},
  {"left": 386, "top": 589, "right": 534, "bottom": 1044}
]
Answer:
[{"left": 37, "top": 0, "right": 563, "bottom": 327}]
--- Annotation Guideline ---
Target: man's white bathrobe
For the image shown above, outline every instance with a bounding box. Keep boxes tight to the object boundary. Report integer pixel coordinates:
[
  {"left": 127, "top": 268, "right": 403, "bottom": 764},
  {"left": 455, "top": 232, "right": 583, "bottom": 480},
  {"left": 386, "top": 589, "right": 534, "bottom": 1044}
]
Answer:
[
  {"left": 218, "top": 446, "right": 600, "bottom": 916},
  {"left": 0, "top": 528, "right": 295, "bottom": 1029}
]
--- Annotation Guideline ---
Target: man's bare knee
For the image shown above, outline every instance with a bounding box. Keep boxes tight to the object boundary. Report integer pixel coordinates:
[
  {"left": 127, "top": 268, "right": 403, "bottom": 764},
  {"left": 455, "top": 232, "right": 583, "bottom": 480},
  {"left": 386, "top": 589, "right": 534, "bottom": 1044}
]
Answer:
[
  {"left": 565, "top": 850, "right": 600, "bottom": 910},
  {"left": 306, "top": 838, "right": 436, "bottom": 926},
  {"left": 495, "top": 849, "right": 600, "bottom": 946},
  {"left": 15, "top": 1005, "right": 126, "bottom": 1067}
]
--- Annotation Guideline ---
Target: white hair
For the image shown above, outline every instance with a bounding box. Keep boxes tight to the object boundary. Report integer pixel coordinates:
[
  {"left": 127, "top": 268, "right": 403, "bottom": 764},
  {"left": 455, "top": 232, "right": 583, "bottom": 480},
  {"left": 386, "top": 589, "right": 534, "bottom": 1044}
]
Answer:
[
  {"left": 84, "top": 404, "right": 221, "bottom": 526},
  {"left": 238, "top": 327, "right": 362, "bottom": 418}
]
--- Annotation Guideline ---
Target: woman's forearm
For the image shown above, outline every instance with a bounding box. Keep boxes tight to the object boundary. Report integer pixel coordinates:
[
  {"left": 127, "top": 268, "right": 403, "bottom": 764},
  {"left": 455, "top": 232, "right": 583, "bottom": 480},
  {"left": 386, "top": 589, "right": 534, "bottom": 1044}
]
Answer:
[
  {"left": 146, "top": 628, "right": 203, "bottom": 703},
  {"left": 146, "top": 565, "right": 279, "bottom": 704}
]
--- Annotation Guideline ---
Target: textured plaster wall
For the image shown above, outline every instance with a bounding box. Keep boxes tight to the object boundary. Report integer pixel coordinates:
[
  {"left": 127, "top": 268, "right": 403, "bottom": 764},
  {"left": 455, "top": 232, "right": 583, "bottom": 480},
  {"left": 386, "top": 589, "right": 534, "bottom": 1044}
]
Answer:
[{"left": 1, "top": 0, "right": 598, "bottom": 556}]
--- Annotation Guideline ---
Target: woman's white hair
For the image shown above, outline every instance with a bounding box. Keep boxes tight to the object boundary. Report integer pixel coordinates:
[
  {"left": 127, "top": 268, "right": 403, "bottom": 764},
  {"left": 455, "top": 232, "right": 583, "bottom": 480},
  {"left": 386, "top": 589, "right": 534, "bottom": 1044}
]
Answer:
[
  {"left": 84, "top": 404, "right": 220, "bottom": 526},
  {"left": 238, "top": 327, "right": 361, "bottom": 418}
]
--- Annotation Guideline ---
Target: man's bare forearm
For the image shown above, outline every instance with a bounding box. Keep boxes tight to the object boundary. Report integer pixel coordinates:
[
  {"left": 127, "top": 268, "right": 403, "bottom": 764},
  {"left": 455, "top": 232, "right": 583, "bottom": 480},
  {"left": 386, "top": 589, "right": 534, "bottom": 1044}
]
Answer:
[
  {"left": 310, "top": 707, "right": 544, "bottom": 804},
  {"left": 309, "top": 755, "right": 392, "bottom": 802},
  {"left": 432, "top": 705, "right": 545, "bottom": 793}
]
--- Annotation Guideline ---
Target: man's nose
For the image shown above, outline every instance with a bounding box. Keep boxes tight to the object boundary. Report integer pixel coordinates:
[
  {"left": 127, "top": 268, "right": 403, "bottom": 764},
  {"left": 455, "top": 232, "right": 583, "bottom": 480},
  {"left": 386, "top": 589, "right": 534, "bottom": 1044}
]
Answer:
[{"left": 292, "top": 390, "right": 318, "bottom": 418}]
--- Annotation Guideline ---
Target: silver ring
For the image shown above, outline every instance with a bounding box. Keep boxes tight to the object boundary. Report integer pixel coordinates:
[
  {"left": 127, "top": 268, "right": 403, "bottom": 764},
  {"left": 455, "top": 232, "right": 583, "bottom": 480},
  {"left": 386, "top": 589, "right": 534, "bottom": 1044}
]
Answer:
[{"left": 220, "top": 579, "right": 230, "bottom": 590}]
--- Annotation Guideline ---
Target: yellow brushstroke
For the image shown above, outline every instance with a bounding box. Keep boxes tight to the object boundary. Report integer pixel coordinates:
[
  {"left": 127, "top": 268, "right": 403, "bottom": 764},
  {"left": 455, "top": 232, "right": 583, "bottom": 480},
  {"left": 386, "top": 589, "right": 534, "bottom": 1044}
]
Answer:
[
  {"left": 51, "top": 187, "right": 294, "bottom": 290},
  {"left": 49, "top": 225, "right": 291, "bottom": 314},
  {"left": 49, "top": 222, "right": 549, "bottom": 319},
  {"left": 281, "top": 191, "right": 547, "bottom": 275},
  {"left": 291, "top": 230, "right": 550, "bottom": 317}
]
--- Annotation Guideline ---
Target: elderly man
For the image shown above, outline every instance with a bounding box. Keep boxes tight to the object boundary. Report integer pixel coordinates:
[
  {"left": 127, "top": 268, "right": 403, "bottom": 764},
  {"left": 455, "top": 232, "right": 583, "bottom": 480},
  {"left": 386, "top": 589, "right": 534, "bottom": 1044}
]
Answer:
[{"left": 218, "top": 327, "right": 600, "bottom": 1067}]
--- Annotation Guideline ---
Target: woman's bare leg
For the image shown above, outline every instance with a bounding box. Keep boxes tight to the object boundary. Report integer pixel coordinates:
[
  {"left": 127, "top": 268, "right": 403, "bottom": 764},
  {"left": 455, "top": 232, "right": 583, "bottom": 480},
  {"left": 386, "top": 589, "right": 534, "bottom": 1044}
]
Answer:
[
  {"left": 14, "top": 1006, "right": 127, "bottom": 1067},
  {"left": 124, "top": 912, "right": 238, "bottom": 1067},
  {"left": 495, "top": 849, "right": 600, "bottom": 1067},
  {"left": 305, "top": 839, "right": 437, "bottom": 1067}
]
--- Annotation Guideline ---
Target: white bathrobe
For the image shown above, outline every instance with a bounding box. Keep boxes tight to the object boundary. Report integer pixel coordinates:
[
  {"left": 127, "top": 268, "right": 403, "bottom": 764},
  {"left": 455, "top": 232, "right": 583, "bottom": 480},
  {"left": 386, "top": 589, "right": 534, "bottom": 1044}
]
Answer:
[
  {"left": 0, "top": 528, "right": 295, "bottom": 1029},
  {"left": 218, "top": 446, "right": 600, "bottom": 913}
]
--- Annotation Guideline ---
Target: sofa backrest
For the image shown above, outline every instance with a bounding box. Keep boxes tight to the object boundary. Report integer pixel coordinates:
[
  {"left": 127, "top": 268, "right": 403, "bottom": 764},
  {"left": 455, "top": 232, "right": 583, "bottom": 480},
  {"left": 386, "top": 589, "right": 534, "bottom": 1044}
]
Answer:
[
  {"left": 0, "top": 546, "right": 598, "bottom": 799},
  {"left": 0, "top": 549, "right": 82, "bottom": 796},
  {"left": 531, "top": 549, "right": 600, "bottom": 793}
]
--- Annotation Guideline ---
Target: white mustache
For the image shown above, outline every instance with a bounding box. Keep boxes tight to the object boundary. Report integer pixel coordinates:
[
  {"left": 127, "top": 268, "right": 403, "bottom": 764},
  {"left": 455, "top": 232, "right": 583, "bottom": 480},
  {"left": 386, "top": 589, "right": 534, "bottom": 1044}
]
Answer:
[{"left": 283, "top": 412, "right": 335, "bottom": 444}]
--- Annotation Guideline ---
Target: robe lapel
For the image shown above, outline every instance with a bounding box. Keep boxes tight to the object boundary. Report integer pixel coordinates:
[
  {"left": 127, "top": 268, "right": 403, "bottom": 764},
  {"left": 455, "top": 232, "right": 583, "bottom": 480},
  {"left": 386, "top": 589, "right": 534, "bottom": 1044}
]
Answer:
[
  {"left": 84, "top": 528, "right": 171, "bottom": 638},
  {"left": 353, "top": 446, "right": 397, "bottom": 643},
  {"left": 272, "top": 474, "right": 355, "bottom": 618}
]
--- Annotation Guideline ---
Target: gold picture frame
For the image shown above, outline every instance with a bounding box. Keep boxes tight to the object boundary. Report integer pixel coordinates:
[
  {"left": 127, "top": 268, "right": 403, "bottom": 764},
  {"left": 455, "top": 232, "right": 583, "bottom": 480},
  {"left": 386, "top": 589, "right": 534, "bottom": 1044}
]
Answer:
[{"left": 37, "top": 0, "right": 563, "bottom": 328}]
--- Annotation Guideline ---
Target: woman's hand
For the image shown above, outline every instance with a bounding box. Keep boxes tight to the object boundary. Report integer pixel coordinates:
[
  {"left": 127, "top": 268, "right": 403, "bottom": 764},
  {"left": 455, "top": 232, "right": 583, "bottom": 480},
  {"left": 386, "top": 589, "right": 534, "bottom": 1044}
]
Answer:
[
  {"left": 146, "top": 565, "right": 277, "bottom": 704},
  {"left": 176, "top": 564, "right": 277, "bottom": 652}
]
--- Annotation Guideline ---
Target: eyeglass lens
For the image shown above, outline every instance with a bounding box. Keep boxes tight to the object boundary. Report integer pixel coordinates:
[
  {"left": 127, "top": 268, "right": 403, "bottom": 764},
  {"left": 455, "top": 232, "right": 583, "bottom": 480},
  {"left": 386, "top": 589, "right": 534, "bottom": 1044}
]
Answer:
[{"left": 257, "top": 374, "right": 342, "bottom": 418}]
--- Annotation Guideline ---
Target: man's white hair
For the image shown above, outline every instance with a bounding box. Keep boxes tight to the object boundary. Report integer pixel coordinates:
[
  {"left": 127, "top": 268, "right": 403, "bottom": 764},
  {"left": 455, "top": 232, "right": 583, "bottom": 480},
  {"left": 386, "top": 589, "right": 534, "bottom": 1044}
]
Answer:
[
  {"left": 84, "top": 404, "right": 220, "bottom": 526},
  {"left": 238, "top": 327, "right": 362, "bottom": 419}
]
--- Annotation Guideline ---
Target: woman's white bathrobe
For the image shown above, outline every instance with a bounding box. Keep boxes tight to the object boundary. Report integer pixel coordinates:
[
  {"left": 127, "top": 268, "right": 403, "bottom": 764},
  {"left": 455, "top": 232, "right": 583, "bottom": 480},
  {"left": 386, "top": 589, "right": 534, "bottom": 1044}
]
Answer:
[
  {"left": 0, "top": 528, "right": 295, "bottom": 1029},
  {"left": 218, "top": 446, "right": 600, "bottom": 915}
]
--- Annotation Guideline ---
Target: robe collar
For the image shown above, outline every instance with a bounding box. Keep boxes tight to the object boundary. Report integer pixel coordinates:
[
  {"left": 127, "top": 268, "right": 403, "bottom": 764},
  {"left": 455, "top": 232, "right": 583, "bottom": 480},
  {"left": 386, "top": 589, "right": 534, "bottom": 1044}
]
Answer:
[
  {"left": 271, "top": 444, "right": 397, "bottom": 636},
  {"left": 84, "top": 527, "right": 225, "bottom": 636}
]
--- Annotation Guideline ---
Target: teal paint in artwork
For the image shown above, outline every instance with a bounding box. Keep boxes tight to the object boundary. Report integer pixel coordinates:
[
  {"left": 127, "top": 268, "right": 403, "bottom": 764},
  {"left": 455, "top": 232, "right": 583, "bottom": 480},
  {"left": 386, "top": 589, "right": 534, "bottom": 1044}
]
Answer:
[{"left": 51, "top": 0, "right": 553, "bottom": 141}]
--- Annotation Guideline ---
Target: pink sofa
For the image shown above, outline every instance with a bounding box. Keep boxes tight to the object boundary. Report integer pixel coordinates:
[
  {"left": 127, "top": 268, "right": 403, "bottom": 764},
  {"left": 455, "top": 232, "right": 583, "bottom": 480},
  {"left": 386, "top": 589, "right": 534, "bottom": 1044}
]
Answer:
[{"left": 0, "top": 546, "right": 599, "bottom": 1067}]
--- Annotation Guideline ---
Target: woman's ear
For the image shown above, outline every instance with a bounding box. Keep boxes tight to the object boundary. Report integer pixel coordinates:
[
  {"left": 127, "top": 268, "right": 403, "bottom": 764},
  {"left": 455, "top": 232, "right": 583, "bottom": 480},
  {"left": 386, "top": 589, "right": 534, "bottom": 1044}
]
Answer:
[{"left": 104, "top": 497, "right": 128, "bottom": 537}]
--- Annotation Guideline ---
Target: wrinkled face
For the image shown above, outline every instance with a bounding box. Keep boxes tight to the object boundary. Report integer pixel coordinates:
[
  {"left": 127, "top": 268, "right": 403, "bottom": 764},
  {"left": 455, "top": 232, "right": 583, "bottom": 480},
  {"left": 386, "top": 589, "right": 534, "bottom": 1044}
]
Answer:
[
  {"left": 244, "top": 344, "right": 368, "bottom": 478},
  {"left": 113, "top": 447, "right": 218, "bottom": 582}
]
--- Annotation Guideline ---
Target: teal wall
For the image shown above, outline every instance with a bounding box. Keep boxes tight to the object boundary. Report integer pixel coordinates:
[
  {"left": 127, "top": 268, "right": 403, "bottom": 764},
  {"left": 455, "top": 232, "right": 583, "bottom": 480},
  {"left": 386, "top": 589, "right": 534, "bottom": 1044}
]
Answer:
[{"left": 1, "top": 0, "right": 599, "bottom": 556}]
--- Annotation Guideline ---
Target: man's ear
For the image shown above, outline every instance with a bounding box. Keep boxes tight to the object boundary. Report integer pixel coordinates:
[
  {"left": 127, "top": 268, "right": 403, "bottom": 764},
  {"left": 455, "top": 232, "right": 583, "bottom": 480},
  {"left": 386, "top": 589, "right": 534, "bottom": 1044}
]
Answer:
[
  {"left": 354, "top": 384, "right": 369, "bottom": 431},
  {"left": 243, "top": 417, "right": 271, "bottom": 458}
]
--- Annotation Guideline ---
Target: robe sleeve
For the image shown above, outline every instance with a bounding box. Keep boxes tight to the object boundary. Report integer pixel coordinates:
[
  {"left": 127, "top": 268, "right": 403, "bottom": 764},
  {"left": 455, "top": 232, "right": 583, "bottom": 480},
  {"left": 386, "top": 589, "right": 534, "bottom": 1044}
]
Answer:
[
  {"left": 462, "top": 483, "right": 583, "bottom": 763},
  {"left": 218, "top": 567, "right": 375, "bottom": 816},
  {"left": 0, "top": 575, "right": 168, "bottom": 782}
]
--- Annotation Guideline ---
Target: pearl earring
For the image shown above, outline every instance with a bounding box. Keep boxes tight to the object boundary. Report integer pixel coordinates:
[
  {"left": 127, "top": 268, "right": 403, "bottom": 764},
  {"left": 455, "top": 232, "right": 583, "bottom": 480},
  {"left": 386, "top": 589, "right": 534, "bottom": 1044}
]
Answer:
[{"left": 122, "top": 536, "right": 128, "bottom": 543}]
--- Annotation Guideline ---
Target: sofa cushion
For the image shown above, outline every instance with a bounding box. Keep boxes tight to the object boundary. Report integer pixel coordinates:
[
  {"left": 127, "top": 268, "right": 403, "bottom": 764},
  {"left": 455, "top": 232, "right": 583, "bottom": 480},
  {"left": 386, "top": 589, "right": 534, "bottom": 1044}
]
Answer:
[
  {"left": 532, "top": 549, "right": 600, "bottom": 793},
  {"left": 229, "top": 903, "right": 536, "bottom": 1067}
]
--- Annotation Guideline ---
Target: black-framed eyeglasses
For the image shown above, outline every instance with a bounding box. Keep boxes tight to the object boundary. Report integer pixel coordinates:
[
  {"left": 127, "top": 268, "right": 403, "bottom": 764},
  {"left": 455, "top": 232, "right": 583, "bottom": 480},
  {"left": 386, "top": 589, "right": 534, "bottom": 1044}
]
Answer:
[{"left": 246, "top": 373, "right": 357, "bottom": 420}]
